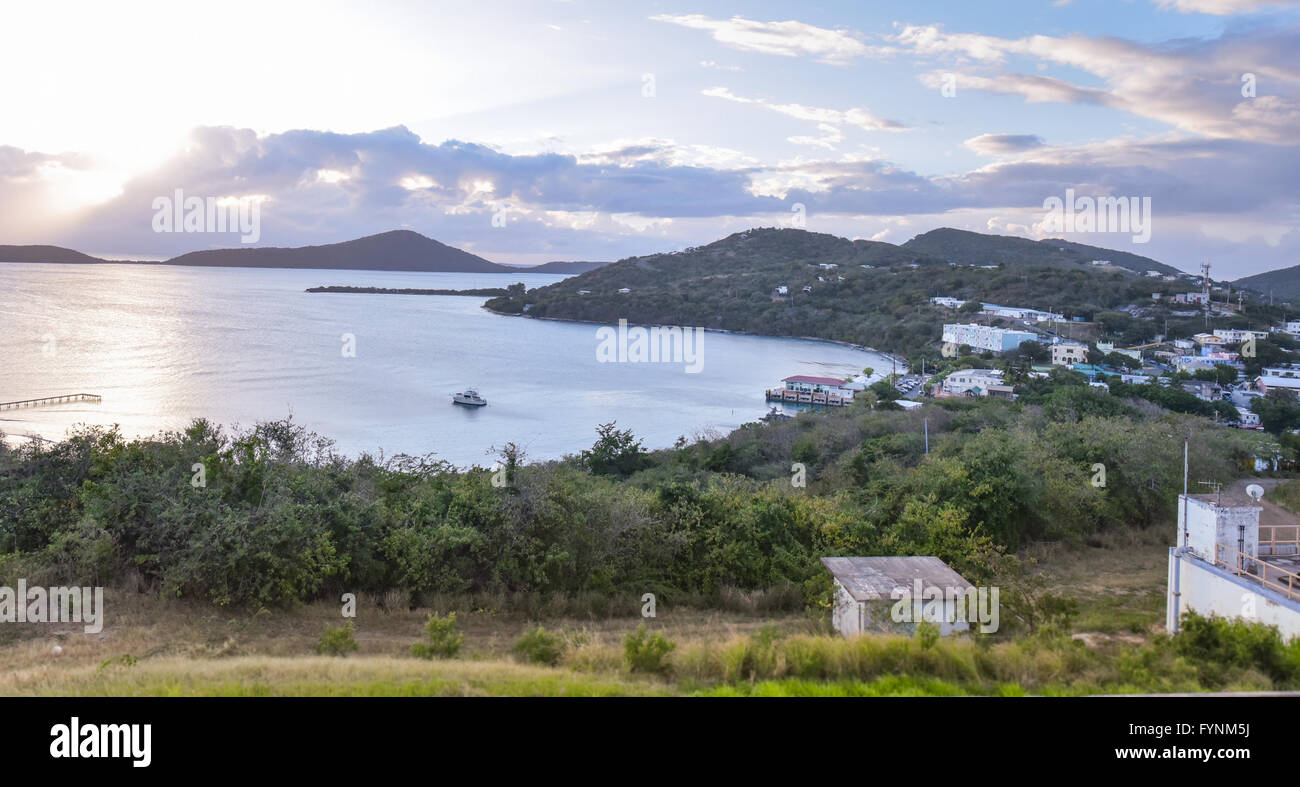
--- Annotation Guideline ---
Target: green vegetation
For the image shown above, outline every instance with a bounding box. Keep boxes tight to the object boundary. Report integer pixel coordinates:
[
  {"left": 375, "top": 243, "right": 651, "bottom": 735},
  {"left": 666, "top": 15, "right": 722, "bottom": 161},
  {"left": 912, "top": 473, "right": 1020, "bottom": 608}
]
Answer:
[
  {"left": 317, "top": 621, "right": 359, "bottom": 657},
  {"left": 624, "top": 624, "right": 676, "bottom": 674},
  {"left": 411, "top": 613, "right": 464, "bottom": 659},
  {"left": 0, "top": 389, "right": 1274, "bottom": 613},
  {"left": 512, "top": 625, "right": 566, "bottom": 666}
]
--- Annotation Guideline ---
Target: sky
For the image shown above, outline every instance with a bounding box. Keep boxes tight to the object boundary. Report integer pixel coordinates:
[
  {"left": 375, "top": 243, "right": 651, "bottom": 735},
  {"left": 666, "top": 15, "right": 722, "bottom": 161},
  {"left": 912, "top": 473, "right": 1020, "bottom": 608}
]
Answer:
[{"left": 2, "top": 0, "right": 1299, "bottom": 275}]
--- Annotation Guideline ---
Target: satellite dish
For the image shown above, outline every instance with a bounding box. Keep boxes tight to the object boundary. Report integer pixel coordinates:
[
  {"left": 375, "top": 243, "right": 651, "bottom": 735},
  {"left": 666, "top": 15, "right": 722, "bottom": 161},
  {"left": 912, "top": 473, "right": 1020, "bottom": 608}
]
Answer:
[{"left": 1247, "top": 484, "right": 1265, "bottom": 502}]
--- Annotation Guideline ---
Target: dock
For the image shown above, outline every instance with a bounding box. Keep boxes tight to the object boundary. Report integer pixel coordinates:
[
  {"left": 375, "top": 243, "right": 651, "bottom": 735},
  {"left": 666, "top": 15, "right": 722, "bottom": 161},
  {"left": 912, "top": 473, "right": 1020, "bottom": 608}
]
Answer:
[
  {"left": 765, "top": 388, "right": 850, "bottom": 407},
  {"left": 0, "top": 393, "right": 102, "bottom": 411}
]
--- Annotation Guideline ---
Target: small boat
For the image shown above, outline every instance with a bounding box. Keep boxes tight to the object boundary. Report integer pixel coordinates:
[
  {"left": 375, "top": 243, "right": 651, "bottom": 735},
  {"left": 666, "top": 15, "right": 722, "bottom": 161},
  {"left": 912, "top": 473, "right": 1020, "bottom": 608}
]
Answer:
[
  {"left": 453, "top": 389, "right": 487, "bottom": 407},
  {"left": 761, "top": 407, "right": 792, "bottom": 422}
]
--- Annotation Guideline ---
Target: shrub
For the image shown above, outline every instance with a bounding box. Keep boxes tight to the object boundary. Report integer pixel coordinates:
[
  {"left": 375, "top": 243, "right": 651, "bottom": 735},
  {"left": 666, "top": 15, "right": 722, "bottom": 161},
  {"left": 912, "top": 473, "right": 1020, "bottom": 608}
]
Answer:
[
  {"left": 1174, "top": 612, "right": 1299, "bottom": 687},
  {"left": 625, "top": 624, "right": 676, "bottom": 674},
  {"left": 317, "top": 621, "right": 359, "bottom": 657},
  {"left": 411, "top": 612, "right": 464, "bottom": 659},
  {"left": 513, "top": 625, "right": 566, "bottom": 666},
  {"left": 916, "top": 621, "right": 940, "bottom": 650}
]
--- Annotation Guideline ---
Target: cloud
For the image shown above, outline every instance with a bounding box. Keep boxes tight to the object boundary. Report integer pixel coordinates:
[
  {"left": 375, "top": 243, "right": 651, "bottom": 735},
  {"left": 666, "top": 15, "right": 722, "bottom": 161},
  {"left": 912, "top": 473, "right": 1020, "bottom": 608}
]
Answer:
[
  {"left": 899, "top": 24, "right": 1300, "bottom": 144},
  {"left": 963, "top": 134, "right": 1047, "bottom": 155},
  {"left": 651, "top": 14, "right": 882, "bottom": 64},
  {"left": 1154, "top": 0, "right": 1300, "bottom": 14},
  {"left": 4, "top": 119, "right": 1299, "bottom": 276},
  {"left": 702, "top": 86, "right": 907, "bottom": 139}
]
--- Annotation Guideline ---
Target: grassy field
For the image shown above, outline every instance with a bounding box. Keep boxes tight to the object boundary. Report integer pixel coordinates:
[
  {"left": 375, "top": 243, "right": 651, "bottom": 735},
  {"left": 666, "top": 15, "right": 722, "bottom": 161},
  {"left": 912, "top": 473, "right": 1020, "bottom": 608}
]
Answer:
[{"left": 5, "top": 528, "right": 1261, "bottom": 697}]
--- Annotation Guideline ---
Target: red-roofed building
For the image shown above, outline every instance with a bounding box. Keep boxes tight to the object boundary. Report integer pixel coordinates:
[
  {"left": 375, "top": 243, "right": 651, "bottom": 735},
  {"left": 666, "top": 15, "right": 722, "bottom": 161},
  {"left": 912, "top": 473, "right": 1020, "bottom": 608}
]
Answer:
[
  {"left": 766, "top": 375, "right": 856, "bottom": 407},
  {"left": 783, "top": 375, "right": 849, "bottom": 388}
]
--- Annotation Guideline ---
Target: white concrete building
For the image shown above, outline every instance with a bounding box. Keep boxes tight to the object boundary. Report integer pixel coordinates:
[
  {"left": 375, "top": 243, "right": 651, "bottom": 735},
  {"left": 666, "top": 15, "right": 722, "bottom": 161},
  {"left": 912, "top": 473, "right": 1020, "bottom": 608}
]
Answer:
[
  {"left": 1214, "top": 329, "right": 1268, "bottom": 344},
  {"left": 1096, "top": 341, "right": 1142, "bottom": 362},
  {"left": 1167, "top": 490, "right": 1300, "bottom": 640},
  {"left": 942, "top": 323, "right": 1038, "bottom": 353},
  {"left": 980, "top": 303, "right": 1064, "bottom": 322},
  {"left": 1051, "top": 342, "right": 1090, "bottom": 366},
  {"left": 821, "top": 556, "right": 978, "bottom": 637},
  {"left": 929, "top": 296, "right": 966, "bottom": 308}
]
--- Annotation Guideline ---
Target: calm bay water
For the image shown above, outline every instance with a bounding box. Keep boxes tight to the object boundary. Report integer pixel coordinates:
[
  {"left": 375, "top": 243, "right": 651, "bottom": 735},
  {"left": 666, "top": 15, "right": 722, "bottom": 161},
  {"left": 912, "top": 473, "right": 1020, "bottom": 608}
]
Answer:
[{"left": 0, "top": 263, "right": 893, "bottom": 466}]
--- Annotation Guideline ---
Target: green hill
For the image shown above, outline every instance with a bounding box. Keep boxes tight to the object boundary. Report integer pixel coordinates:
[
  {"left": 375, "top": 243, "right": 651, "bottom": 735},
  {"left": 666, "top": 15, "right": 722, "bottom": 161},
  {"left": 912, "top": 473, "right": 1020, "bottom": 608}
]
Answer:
[
  {"left": 1235, "top": 264, "right": 1300, "bottom": 303},
  {"left": 484, "top": 227, "right": 1205, "bottom": 362},
  {"left": 901, "top": 228, "right": 1183, "bottom": 275}
]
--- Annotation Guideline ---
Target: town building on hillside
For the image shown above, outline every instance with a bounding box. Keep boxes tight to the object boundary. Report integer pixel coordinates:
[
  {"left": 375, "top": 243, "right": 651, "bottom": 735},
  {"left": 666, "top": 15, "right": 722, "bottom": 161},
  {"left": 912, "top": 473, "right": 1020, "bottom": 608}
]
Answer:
[
  {"left": 1213, "top": 329, "right": 1268, "bottom": 344},
  {"left": 1177, "top": 352, "right": 1239, "bottom": 373},
  {"left": 1096, "top": 342, "right": 1142, "bottom": 362},
  {"left": 1051, "top": 342, "right": 1089, "bottom": 366},
  {"left": 820, "top": 556, "right": 977, "bottom": 637},
  {"left": 930, "top": 296, "right": 965, "bottom": 308},
  {"left": 1253, "top": 369, "right": 1300, "bottom": 392},
  {"left": 1179, "top": 380, "right": 1223, "bottom": 402},
  {"left": 939, "top": 368, "right": 1006, "bottom": 397},
  {"left": 1281, "top": 320, "right": 1300, "bottom": 336},
  {"left": 1192, "top": 332, "right": 1226, "bottom": 348},
  {"left": 1172, "top": 292, "right": 1210, "bottom": 305},
  {"left": 941, "top": 323, "right": 1037, "bottom": 353},
  {"left": 979, "top": 303, "right": 1064, "bottom": 322},
  {"left": 1236, "top": 408, "right": 1262, "bottom": 428}
]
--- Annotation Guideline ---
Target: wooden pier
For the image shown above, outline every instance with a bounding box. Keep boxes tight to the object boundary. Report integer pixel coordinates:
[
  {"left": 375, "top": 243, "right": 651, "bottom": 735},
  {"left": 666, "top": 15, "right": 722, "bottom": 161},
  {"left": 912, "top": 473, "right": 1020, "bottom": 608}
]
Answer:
[{"left": 0, "top": 393, "right": 102, "bottom": 411}]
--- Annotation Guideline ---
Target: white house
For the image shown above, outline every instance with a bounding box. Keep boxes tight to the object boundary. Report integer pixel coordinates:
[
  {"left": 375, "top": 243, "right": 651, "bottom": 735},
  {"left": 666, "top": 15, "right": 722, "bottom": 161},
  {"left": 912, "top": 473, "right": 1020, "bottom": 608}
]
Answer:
[
  {"left": 821, "top": 556, "right": 978, "bottom": 637},
  {"left": 940, "top": 368, "right": 1005, "bottom": 397},
  {"left": 1051, "top": 342, "right": 1089, "bottom": 366},
  {"left": 930, "top": 296, "right": 966, "bottom": 308},
  {"left": 1096, "top": 341, "right": 1142, "bottom": 362},
  {"left": 617, "top": 287, "right": 631, "bottom": 294}
]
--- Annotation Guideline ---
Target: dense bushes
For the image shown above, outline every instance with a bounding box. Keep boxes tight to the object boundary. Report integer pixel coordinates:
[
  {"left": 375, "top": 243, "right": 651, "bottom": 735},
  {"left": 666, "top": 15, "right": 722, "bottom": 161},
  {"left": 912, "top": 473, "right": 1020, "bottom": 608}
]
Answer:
[{"left": 0, "top": 392, "right": 1271, "bottom": 610}]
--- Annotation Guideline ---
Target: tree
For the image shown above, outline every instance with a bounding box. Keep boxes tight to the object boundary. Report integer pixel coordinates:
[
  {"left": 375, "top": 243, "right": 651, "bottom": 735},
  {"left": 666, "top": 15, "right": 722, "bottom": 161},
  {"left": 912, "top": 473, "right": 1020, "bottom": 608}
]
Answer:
[
  {"left": 1252, "top": 389, "right": 1300, "bottom": 434},
  {"left": 580, "top": 422, "right": 648, "bottom": 476}
]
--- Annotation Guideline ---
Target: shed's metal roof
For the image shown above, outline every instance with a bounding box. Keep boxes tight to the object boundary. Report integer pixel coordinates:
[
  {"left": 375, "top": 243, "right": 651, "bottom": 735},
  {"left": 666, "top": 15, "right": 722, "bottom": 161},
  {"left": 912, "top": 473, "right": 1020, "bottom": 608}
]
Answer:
[{"left": 819, "top": 556, "right": 973, "bottom": 602}]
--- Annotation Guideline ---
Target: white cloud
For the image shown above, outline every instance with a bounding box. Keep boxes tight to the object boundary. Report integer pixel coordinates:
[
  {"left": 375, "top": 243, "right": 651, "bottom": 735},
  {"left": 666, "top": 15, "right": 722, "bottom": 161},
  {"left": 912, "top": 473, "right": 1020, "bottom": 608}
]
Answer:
[
  {"left": 702, "top": 86, "right": 907, "bottom": 140},
  {"left": 1154, "top": 0, "right": 1300, "bottom": 14},
  {"left": 651, "top": 14, "right": 882, "bottom": 64}
]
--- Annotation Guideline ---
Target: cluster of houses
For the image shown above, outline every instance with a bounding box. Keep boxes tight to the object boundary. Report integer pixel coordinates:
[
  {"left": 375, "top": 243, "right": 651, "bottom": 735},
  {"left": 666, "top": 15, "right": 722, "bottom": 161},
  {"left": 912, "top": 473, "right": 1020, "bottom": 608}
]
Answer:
[{"left": 929, "top": 320, "right": 1286, "bottom": 428}]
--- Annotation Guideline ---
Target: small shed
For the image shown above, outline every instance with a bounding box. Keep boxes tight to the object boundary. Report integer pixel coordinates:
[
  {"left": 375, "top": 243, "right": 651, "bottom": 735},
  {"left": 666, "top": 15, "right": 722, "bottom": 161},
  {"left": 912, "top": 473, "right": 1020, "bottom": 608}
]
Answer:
[{"left": 820, "top": 556, "right": 975, "bottom": 637}]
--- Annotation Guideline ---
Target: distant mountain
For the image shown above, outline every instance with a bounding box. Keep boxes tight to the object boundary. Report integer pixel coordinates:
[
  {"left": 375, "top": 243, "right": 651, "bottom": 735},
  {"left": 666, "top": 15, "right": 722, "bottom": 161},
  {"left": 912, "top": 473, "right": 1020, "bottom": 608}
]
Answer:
[
  {"left": 900, "top": 228, "right": 1183, "bottom": 275},
  {"left": 527, "top": 260, "right": 611, "bottom": 274},
  {"left": 163, "top": 230, "right": 510, "bottom": 273},
  {"left": 0, "top": 245, "right": 105, "bottom": 264},
  {"left": 1235, "top": 265, "right": 1300, "bottom": 301}
]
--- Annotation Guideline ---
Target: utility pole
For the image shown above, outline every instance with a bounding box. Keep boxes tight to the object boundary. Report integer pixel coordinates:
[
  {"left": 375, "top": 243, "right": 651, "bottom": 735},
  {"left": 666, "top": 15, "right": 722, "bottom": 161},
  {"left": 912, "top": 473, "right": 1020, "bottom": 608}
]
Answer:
[{"left": 924, "top": 418, "right": 930, "bottom": 455}]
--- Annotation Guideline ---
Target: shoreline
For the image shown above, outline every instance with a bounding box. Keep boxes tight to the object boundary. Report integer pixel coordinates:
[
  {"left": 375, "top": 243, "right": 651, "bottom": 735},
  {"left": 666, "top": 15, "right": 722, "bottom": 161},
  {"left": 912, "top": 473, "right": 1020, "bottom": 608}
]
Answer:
[{"left": 480, "top": 305, "right": 910, "bottom": 375}]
